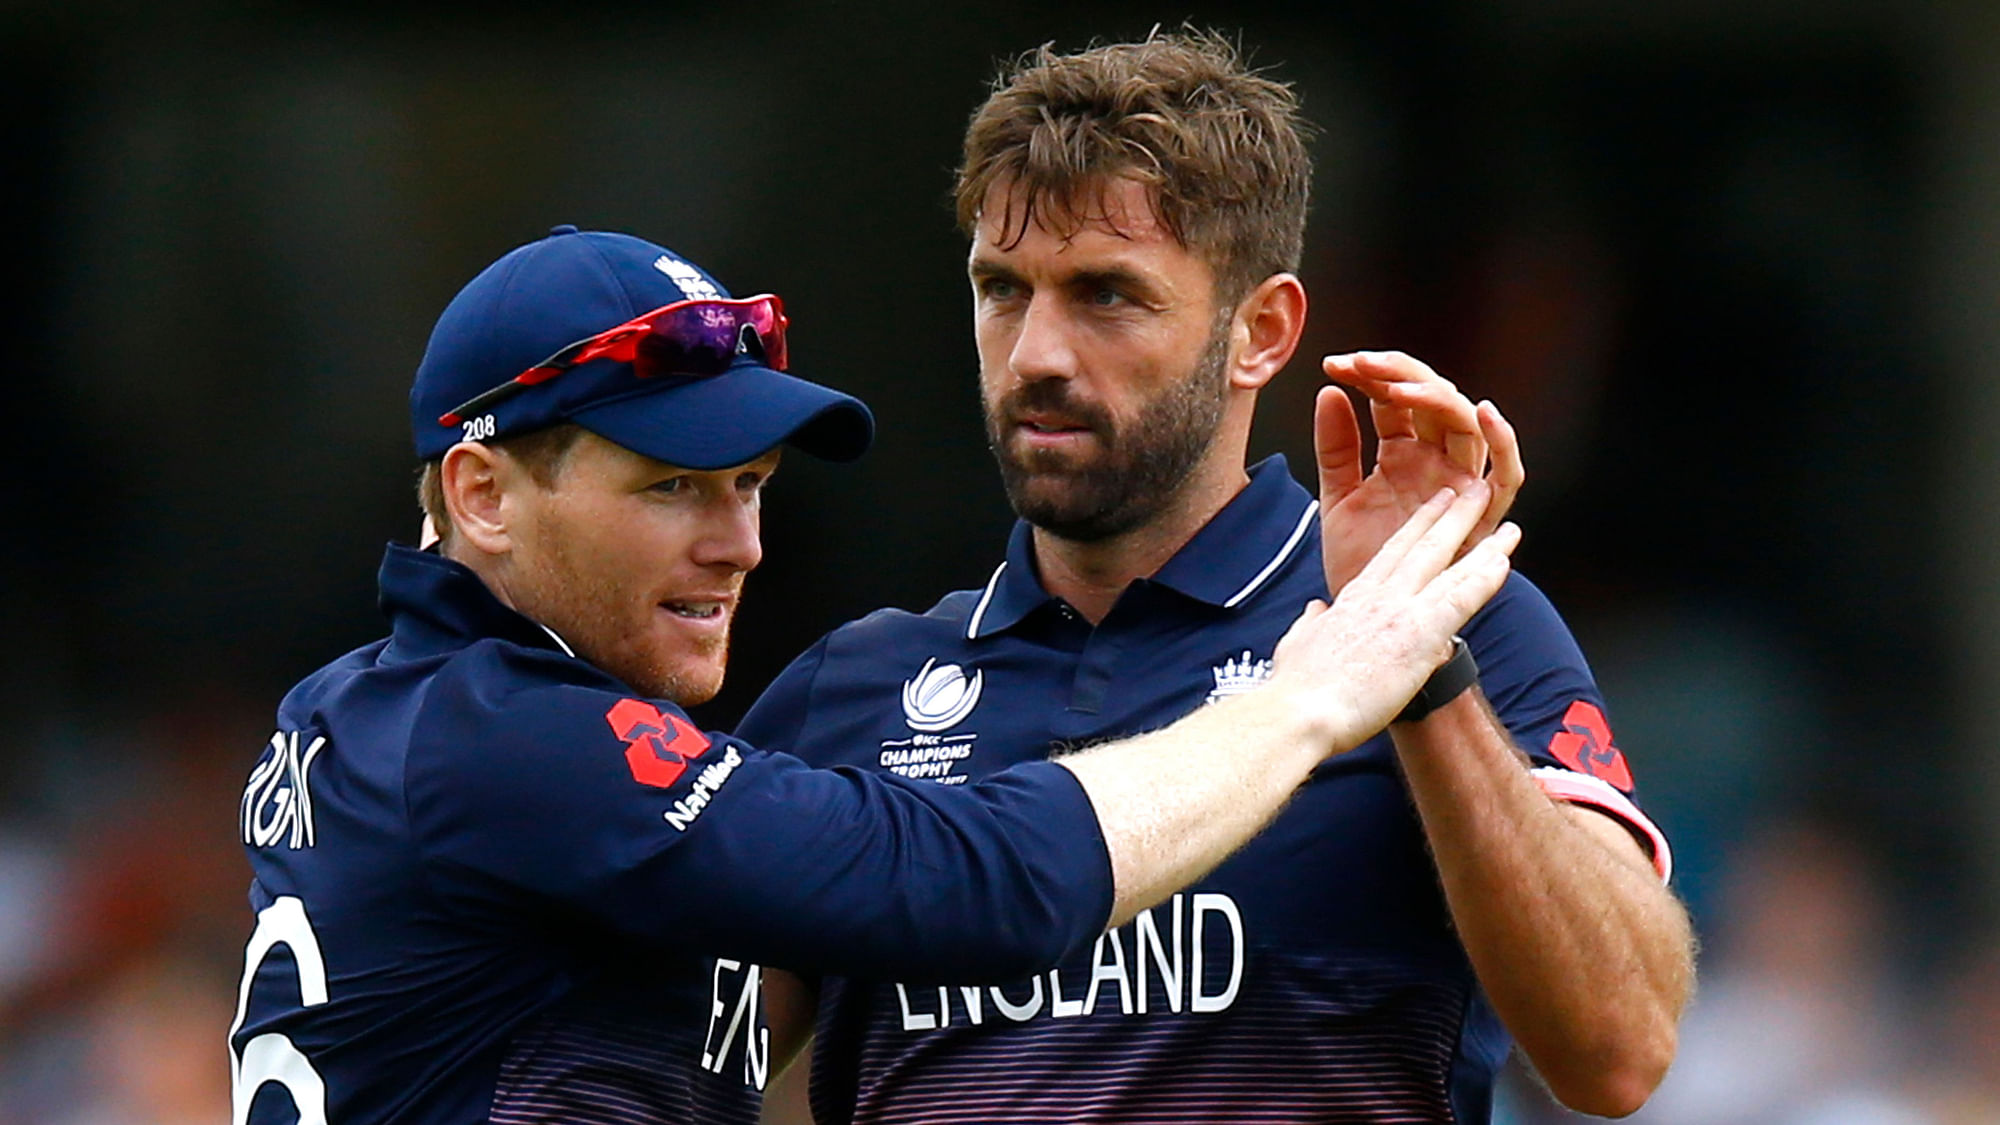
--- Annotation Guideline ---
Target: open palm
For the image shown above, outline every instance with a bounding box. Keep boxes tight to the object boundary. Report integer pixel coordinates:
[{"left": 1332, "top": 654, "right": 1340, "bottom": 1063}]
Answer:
[{"left": 1317, "top": 352, "right": 1523, "bottom": 594}]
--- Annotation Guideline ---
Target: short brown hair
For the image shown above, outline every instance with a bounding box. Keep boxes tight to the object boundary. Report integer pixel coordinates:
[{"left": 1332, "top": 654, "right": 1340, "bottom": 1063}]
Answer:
[
  {"left": 956, "top": 29, "right": 1312, "bottom": 308},
  {"left": 416, "top": 423, "right": 587, "bottom": 547}
]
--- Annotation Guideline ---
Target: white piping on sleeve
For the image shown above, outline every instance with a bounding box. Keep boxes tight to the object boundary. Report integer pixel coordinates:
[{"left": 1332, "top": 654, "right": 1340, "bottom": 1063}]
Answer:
[{"left": 1531, "top": 767, "right": 1674, "bottom": 883}]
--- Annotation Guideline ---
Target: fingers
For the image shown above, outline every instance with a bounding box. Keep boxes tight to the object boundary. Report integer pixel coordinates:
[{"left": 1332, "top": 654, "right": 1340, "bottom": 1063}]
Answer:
[
  {"left": 1349, "top": 480, "right": 1491, "bottom": 591},
  {"left": 1472, "top": 400, "right": 1525, "bottom": 540},
  {"left": 1314, "top": 386, "right": 1365, "bottom": 507},
  {"left": 1326, "top": 352, "right": 1415, "bottom": 442},
  {"left": 1445, "top": 429, "right": 1483, "bottom": 477},
  {"left": 1424, "top": 520, "right": 1521, "bottom": 633},
  {"left": 1323, "top": 350, "right": 1439, "bottom": 389},
  {"left": 1391, "top": 480, "right": 1493, "bottom": 589},
  {"left": 1324, "top": 351, "right": 1483, "bottom": 474},
  {"left": 1367, "top": 392, "right": 1417, "bottom": 444}
]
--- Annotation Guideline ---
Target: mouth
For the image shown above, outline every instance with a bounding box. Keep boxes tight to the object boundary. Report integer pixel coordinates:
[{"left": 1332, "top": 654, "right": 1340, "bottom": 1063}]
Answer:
[
  {"left": 1012, "top": 410, "right": 1101, "bottom": 445},
  {"left": 1014, "top": 408, "right": 1093, "bottom": 433},
  {"left": 660, "top": 598, "right": 731, "bottom": 620}
]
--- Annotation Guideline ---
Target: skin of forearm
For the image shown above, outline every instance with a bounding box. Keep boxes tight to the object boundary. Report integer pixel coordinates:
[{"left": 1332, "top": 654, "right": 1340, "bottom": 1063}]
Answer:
[
  {"left": 1393, "top": 691, "right": 1694, "bottom": 1118},
  {"left": 1059, "top": 684, "right": 1339, "bottom": 928}
]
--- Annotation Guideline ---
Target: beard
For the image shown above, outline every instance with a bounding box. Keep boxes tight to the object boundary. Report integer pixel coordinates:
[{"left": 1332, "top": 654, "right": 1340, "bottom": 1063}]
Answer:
[
  {"left": 984, "top": 324, "right": 1230, "bottom": 543},
  {"left": 601, "top": 622, "right": 730, "bottom": 707},
  {"left": 513, "top": 516, "right": 734, "bottom": 707}
]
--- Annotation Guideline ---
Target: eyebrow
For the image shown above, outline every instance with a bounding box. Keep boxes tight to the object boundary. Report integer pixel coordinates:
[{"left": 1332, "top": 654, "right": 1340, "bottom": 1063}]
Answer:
[
  {"left": 1068, "top": 266, "right": 1157, "bottom": 299},
  {"left": 967, "top": 258, "right": 1021, "bottom": 284},
  {"left": 967, "top": 258, "right": 1165, "bottom": 304}
]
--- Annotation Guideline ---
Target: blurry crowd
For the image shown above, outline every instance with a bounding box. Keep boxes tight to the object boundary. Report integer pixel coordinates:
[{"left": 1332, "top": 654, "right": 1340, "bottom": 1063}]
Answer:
[
  {"left": 1502, "top": 818, "right": 2000, "bottom": 1125},
  {"left": 0, "top": 706, "right": 250, "bottom": 1125}
]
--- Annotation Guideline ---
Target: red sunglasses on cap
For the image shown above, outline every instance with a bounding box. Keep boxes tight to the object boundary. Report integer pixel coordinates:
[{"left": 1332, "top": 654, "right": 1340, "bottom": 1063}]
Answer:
[{"left": 438, "top": 294, "right": 789, "bottom": 428}]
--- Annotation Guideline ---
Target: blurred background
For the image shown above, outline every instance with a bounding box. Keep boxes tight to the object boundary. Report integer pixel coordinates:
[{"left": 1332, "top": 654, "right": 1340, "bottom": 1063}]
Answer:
[{"left": 1, "top": 0, "right": 1996, "bottom": 1121}]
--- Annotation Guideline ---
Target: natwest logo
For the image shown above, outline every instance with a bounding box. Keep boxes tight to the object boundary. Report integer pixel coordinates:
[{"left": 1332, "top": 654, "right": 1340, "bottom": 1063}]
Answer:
[
  {"left": 606, "top": 698, "right": 712, "bottom": 788},
  {"left": 1549, "top": 700, "right": 1633, "bottom": 791}
]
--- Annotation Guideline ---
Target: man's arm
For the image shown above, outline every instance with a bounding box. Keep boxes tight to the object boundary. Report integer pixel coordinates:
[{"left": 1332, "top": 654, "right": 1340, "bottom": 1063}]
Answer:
[
  {"left": 1063, "top": 481, "right": 1518, "bottom": 926},
  {"left": 1312, "top": 354, "right": 1691, "bottom": 1114},
  {"left": 1392, "top": 694, "right": 1693, "bottom": 1117},
  {"left": 750, "top": 484, "right": 1521, "bottom": 1101}
]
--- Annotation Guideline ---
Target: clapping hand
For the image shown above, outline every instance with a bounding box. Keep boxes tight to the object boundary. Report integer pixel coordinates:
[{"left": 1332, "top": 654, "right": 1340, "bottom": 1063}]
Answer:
[{"left": 1316, "top": 351, "right": 1523, "bottom": 595}]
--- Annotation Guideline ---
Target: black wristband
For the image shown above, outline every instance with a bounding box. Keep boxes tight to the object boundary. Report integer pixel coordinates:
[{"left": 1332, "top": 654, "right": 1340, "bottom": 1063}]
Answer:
[{"left": 1395, "top": 636, "right": 1478, "bottom": 724}]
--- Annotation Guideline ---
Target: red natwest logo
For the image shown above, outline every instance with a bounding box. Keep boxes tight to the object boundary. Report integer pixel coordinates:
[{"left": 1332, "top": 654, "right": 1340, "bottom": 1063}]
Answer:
[
  {"left": 1548, "top": 700, "right": 1633, "bottom": 792},
  {"left": 605, "top": 698, "right": 712, "bottom": 788}
]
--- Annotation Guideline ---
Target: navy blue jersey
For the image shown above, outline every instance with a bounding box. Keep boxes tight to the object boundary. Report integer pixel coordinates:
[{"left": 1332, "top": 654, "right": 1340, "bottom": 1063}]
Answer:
[
  {"left": 229, "top": 544, "right": 1114, "bottom": 1125},
  {"left": 737, "top": 456, "right": 1669, "bottom": 1125}
]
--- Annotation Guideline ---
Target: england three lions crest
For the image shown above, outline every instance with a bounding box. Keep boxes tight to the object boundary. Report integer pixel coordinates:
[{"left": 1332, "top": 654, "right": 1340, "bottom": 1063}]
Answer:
[{"left": 1207, "top": 650, "right": 1272, "bottom": 704}]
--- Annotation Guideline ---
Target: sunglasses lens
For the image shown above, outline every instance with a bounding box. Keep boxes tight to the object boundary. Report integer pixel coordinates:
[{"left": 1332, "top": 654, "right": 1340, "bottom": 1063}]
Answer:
[
  {"left": 633, "top": 314, "right": 737, "bottom": 378},
  {"left": 630, "top": 298, "right": 788, "bottom": 378}
]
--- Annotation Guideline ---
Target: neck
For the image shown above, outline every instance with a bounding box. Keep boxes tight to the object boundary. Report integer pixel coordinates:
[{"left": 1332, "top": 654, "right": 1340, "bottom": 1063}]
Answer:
[
  {"left": 1032, "top": 457, "right": 1249, "bottom": 624},
  {"left": 442, "top": 540, "right": 521, "bottom": 614}
]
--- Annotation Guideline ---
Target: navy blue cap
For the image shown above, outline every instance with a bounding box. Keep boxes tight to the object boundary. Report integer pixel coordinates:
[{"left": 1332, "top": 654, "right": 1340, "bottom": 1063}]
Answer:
[{"left": 410, "top": 226, "right": 873, "bottom": 469}]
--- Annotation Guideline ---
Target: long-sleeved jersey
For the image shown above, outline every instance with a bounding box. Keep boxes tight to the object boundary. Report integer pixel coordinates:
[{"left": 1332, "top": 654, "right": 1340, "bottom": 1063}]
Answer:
[{"left": 231, "top": 544, "right": 1113, "bottom": 1125}]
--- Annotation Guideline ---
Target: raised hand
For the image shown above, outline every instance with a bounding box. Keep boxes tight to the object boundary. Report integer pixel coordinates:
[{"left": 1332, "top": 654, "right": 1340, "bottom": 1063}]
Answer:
[
  {"left": 1269, "top": 483, "right": 1521, "bottom": 750},
  {"left": 1317, "top": 351, "right": 1523, "bottom": 595}
]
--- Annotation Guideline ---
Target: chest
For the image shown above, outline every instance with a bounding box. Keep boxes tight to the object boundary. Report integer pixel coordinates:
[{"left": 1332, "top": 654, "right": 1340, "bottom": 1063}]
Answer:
[{"left": 804, "top": 603, "right": 1447, "bottom": 945}]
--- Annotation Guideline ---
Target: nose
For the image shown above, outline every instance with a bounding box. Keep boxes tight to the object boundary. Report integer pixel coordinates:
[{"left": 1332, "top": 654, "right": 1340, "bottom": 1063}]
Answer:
[
  {"left": 692, "top": 488, "right": 763, "bottom": 573},
  {"left": 1007, "top": 293, "right": 1079, "bottom": 385}
]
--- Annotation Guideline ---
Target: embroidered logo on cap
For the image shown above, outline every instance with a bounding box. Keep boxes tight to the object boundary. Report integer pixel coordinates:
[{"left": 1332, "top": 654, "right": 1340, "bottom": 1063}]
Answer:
[
  {"left": 654, "top": 255, "right": 722, "bottom": 300},
  {"left": 606, "top": 698, "right": 712, "bottom": 788}
]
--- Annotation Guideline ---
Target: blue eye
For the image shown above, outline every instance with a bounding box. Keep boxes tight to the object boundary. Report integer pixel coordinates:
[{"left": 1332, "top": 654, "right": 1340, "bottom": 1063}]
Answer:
[
  {"left": 1091, "top": 287, "right": 1122, "bottom": 306},
  {"left": 651, "top": 477, "right": 687, "bottom": 495}
]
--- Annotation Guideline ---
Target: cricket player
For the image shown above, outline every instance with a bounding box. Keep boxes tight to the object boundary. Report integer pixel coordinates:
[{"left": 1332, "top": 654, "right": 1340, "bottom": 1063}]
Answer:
[
  {"left": 228, "top": 223, "right": 1517, "bottom": 1125},
  {"left": 739, "top": 32, "right": 1694, "bottom": 1123}
]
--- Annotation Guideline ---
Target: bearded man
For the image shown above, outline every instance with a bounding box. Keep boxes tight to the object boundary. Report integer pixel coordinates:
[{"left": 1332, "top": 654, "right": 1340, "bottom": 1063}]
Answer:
[{"left": 740, "top": 32, "right": 1692, "bottom": 1124}]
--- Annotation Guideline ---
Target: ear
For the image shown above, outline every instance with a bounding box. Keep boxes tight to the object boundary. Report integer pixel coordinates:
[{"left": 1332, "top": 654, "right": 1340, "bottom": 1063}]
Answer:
[
  {"left": 1226, "top": 272, "right": 1308, "bottom": 392},
  {"left": 439, "top": 442, "right": 518, "bottom": 558}
]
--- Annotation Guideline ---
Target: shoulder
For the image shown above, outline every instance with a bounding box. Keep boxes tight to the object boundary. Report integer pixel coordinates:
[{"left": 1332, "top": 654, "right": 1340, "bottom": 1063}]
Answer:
[
  {"left": 1461, "top": 571, "right": 1590, "bottom": 670},
  {"left": 424, "top": 637, "right": 618, "bottom": 705},
  {"left": 274, "top": 638, "right": 391, "bottom": 723},
  {"left": 809, "top": 588, "right": 987, "bottom": 669},
  {"left": 402, "top": 641, "right": 723, "bottom": 834},
  {"left": 403, "top": 639, "right": 645, "bottom": 763},
  {"left": 737, "top": 590, "right": 986, "bottom": 758},
  {"left": 1456, "top": 570, "right": 1611, "bottom": 753},
  {"left": 848, "top": 586, "right": 986, "bottom": 635}
]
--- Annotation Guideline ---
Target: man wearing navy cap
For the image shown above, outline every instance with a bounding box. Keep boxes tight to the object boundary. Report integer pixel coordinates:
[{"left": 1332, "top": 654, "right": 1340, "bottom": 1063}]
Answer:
[
  {"left": 228, "top": 223, "right": 1518, "bottom": 1125},
  {"left": 740, "top": 32, "right": 1694, "bottom": 1124}
]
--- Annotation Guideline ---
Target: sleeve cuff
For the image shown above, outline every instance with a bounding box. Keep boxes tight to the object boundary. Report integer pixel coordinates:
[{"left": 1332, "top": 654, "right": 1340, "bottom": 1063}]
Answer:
[{"left": 1530, "top": 767, "right": 1673, "bottom": 883}]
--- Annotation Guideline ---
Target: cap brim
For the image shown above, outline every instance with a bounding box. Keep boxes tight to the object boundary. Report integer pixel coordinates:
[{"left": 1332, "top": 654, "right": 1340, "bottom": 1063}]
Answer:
[{"left": 568, "top": 363, "right": 874, "bottom": 471}]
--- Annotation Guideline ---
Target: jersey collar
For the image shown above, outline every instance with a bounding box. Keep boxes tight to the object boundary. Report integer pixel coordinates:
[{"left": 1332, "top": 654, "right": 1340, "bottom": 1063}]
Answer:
[
  {"left": 965, "top": 455, "right": 1320, "bottom": 640},
  {"left": 378, "top": 542, "right": 579, "bottom": 659}
]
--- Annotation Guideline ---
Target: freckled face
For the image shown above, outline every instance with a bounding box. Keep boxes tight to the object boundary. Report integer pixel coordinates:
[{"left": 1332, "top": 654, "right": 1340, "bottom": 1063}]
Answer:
[
  {"left": 971, "top": 177, "right": 1232, "bottom": 542},
  {"left": 502, "top": 431, "right": 778, "bottom": 705}
]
